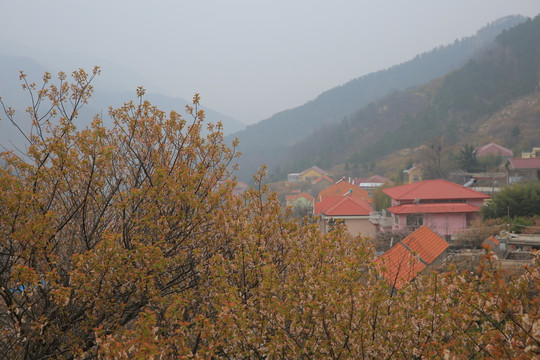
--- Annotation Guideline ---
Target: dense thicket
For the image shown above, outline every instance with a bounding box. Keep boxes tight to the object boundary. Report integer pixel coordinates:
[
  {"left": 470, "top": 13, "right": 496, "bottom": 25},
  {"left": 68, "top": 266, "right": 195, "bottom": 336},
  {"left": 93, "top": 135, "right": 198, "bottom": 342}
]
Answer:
[
  {"left": 483, "top": 182, "right": 540, "bottom": 219},
  {"left": 0, "top": 71, "right": 538, "bottom": 358}
]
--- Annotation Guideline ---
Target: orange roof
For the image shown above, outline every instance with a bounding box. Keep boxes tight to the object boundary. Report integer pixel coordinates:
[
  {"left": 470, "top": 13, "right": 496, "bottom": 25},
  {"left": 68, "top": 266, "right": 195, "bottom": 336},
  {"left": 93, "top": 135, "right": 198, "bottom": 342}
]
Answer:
[
  {"left": 317, "top": 179, "right": 370, "bottom": 202},
  {"left": 315, "top": 195, "right": 372, "bottom": 216},
  {"left": 487, "top": 236, "right": 500, "bottom": 245},
  {"left": 401, "top": 225, "right": 450, "bottom": 264},
  {"left": 376, "top": 226, "right": 449, "bottom": 290},
  {"left": 387, "top": 203, "right": 481, "bottom": 215},
  {"left": 314, "top": 174, "right": 334, "bottom": 184},
  {"left": 376, "top": 244, "right": 426, "bottom": 290},
  {"left": 286, "top": 192, "right": 315, "bottom": 203},
  {"left": 383, "top": 179, "right": 490, "bottom": 201},
  {"left": 314, "top": 196, "right": 342, "bottom": 215}
]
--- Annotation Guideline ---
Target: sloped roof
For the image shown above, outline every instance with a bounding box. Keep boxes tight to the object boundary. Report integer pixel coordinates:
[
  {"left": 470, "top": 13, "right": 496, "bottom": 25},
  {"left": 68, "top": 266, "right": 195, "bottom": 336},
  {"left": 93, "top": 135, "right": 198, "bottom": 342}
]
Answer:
[
  {"left": 507, "top": 157, "right": 540, "bottom": 169},
  {"left": 376, "top": 226, "right": 449, "bottom": 290},
  {"left": 352, "top": 175, "right": 393, "bottom": 186},
  {"left": 383, "top": 179, "right": 490, "bottom": 201},
  {"left": 314, "top": 196, "right": 342, "bottom": 215},
  {"left": 300, "top": 166, "right": 325, "bottom": 176},
  {"left": 286, "top": 192, "right": 315, "bottom": 203},
  {"left": 376, "top": 244, "right": 426, "bottom": 291},
  {"left": 314, "top": 174, "right": 334, "bottom": 184},
  {"left": 475, "top": 143, "right": 513, "bottom": 157},
  {"left": 401, "top": 225, "right": 450, "bottom": 264},
  {"left": 318, "top": 195, "right": 373, "bottom": 216},
  {"left": 488, "top": 235, "right": 500, "bottom": 245},
  {"left": 317, "top": 180, "right": 370, "bottom": 202},
  {"left": 387, "top": 203, "right": 481, "bottom": 215}
]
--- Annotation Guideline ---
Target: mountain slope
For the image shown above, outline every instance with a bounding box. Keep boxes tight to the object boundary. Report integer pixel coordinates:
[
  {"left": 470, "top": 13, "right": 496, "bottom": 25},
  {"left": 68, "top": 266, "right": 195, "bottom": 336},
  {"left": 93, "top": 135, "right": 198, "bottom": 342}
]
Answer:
[
  {"left": 228, "top": 15, "right": 527, "bottom": 181},
  {"left": 285, "top": 15, "right": 540, "bottom": 178}
]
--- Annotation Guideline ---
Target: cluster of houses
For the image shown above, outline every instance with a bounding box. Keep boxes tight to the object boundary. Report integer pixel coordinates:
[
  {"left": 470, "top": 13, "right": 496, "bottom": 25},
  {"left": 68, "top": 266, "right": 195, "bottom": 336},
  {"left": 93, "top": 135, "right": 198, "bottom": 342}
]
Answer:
[
  {"left": 283, "top": 143, "right": 540, "bottom": 289},
  {"left": 403, "top": 143, "right": 540, "bottom": 186}
]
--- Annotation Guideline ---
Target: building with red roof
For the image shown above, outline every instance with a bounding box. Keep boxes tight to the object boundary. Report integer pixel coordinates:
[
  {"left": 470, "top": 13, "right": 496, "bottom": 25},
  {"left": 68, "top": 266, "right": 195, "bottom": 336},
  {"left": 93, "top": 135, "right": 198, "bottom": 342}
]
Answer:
[
  {"left": 383, "top": 179, "right": 490, "bottom": 238},
  {"left": 376, "top": 225, "right": 449, "bottom": 290},
  {"left": 475, "top": 143, "right": 513, "bottom": 160},
  {"left": 350, "top": 175, "right": 393, "bottom": 195},
  {"left": 316, "top": 178, "right": 370, "bottom": 202},
  {"left": 505, "top": 157, "right": 540, "bottom": 184},
  {"left": 314, "top": 194, "right": 376, "bottom": 236}
]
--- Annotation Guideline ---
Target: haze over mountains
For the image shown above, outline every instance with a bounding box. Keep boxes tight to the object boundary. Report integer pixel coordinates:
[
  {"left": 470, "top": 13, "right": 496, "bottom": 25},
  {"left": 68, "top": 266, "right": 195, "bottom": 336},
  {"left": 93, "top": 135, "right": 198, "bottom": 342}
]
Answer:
[
  {"left": 0, "top": 42, "right": 246, "bottom": 148},
  {"left": 1, "top": 13, "right": 539, "bottom": 186},
  {"left": 225, "top": 15, "right": 539, "bottom": 182}
]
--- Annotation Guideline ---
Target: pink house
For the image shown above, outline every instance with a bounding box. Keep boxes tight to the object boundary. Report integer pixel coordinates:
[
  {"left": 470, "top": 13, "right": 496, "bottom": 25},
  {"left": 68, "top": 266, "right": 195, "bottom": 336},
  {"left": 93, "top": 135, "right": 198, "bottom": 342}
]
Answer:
[
  {"left": 475, "top": 143, "right": 513, "bottom": 160},
  {"left": 383, "top": 179, "right": 490, "bottom": 239}
]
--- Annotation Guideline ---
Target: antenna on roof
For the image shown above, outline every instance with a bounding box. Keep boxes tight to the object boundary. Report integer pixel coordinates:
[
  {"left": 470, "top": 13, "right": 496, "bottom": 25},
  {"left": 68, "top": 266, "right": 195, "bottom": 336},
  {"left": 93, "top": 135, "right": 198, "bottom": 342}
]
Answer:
[{"left": 344, "top": 189, "right": 353, "bottom": 196}]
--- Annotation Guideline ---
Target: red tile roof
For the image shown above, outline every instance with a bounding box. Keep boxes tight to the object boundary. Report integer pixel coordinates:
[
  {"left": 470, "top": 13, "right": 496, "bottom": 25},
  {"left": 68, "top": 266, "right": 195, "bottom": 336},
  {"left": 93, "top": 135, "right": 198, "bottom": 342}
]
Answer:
[
  {"left": 475, "top": 143, "right": 513, "bottom": 158},
  {"left": 314, "top": 196, "right": 342, "bottom": 215},
  {"left": 286, "top": 192, "right": 315, "bottom": 203},
  {"left": 507, "top": 157, "right": 540, "bottom": 169},
  {"left": 402, "top": 225, "right": 450, "bottom": 264},
  {"left": 321, "top": 196, "right": 373, "bottom": 216},
  {"left": 488, "top": 236, "right": 500, "bottom": 245},
  {"left": 383, "top": 179, "right": 490, "bottom": 201},
  {"left": 376, "top": 226, "right": 449, "bottom": 290},
  {"left": 317, "top": 180, "right": 370, "bottom": 202},
  {"left": 376, "top": 244, "right": 426, "bottom": 291},
  {"left": 387, "top": 202, "right": 481, "bottom": 215}
]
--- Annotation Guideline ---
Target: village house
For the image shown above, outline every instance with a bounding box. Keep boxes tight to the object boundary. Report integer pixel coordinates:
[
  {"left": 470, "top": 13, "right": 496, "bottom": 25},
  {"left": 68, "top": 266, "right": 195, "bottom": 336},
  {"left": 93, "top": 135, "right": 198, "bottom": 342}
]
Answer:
[
  {"left": 316, "top": 178, "right": 370, "bottom": 202},
  {"left": 350, "top": 175, "right": 393, "bottom": 195},
  {"left": 403, "top": 163, "right": 423, "bottom": 183},
  {"left": 314, "top": 194, "right": 376, "bottom": 236},
  {"left": 475, "top": 142, "right": 513, "bottom": 161},
  {"left": 505, "top": 157, "right": 540, "bottom": 184},
  {"left": 383, "top": 179, "right": 490, "bottom": 239},
  {"left": 483, "top": 232, "right": 540, "bottom": 260},
  {"left": 376, "top": 225, "right": 450, "bottom": 290},
  {"left": 287, "top": 166, "right": 328, "bottom": 183},
  {"left": 299, "top": 166, "right": 326, "bottom": 183},
  {"left": 314, "top": 179, "right": 375, "bottom": 236},
  {"left": 521, "top": 146, "right": 540, "bottom": 159}
]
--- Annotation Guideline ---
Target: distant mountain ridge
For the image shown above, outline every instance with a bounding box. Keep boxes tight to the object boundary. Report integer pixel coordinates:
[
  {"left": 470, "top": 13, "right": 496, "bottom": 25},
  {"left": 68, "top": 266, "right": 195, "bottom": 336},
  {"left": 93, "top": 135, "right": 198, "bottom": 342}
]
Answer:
[
  {"left": 227, "top": 15, "right": 528, "bottom": 181},
  {"left": 0, "top": 51, "right": 245, "bottom": 148},
  {"left": 283, "top": 14, "right": 540, "bottom": 179}
]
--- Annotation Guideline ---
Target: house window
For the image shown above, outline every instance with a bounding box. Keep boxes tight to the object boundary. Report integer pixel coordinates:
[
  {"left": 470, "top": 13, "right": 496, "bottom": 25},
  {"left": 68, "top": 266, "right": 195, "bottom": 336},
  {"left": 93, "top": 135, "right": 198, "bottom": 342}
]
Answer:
[
  {"left": 413, "top": 174, "right": 419, "bottom": 182},
  {"left": 406, "top": 215, "right": 423, "bottom": 227},
  {"left": 394, "top": 214, "right": 399, "bottom": 224}
]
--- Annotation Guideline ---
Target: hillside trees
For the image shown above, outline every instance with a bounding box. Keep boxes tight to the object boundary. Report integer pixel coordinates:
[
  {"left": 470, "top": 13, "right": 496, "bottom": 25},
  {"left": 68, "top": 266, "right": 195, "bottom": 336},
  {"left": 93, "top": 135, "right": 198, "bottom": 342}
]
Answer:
[
  {"left": 0, "top": 69, "right": 539, "bottom": 358},
  {"left": 457, "top": 143, "right": 479, "bottom": 172},
  {"left": 483, "top": 182, "right": 540, "bottom": 219}
]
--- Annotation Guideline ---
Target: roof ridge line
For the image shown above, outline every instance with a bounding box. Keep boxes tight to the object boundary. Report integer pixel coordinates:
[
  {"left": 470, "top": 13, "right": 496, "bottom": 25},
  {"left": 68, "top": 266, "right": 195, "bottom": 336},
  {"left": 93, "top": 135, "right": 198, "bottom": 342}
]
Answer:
[{"left": 398, "top": 240, "right": 429, "bottom": 266}]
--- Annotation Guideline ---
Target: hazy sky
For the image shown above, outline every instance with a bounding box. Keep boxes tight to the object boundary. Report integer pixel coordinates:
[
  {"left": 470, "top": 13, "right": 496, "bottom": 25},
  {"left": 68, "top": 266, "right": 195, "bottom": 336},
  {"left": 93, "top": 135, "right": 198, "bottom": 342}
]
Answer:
[{"left": 1, "top": 1, "right": 540, "bottom": 124}]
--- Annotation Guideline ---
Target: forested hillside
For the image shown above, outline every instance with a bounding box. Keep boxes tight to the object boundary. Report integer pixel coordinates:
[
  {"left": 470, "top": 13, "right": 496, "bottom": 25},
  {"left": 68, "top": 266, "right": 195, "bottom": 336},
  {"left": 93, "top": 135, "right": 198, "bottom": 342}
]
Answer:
[
  {"left": 276, "top": 15, "right": 540, "bottom": 180},
  {"left": 228, "top": 15, "right": 527, "bottom": 181}
]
